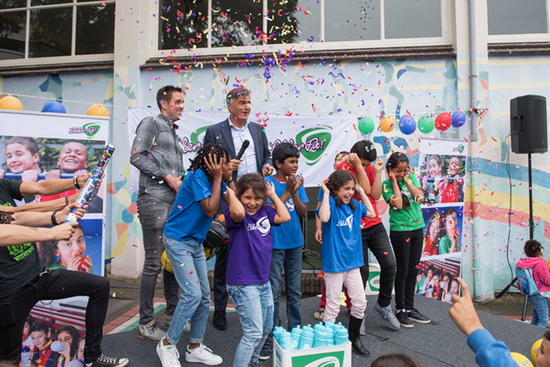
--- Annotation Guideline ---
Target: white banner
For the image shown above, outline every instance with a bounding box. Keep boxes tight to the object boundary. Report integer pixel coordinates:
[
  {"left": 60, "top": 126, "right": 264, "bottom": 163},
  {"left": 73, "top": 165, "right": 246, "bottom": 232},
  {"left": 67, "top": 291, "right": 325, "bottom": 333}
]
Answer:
[{"left": 128, "top": 108, "right": 358, "bottom": 188}]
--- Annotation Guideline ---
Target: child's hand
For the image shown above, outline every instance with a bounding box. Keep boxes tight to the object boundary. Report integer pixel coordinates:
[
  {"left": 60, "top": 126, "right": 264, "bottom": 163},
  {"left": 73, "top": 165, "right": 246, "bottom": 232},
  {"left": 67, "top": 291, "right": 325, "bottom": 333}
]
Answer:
[
  {"left": 355, "top": 182, "right": 365, "bottom": 195},
  {"left": 388, "top": 170, "right": 397, "bottom": 182},
  {"left": 320, "top": 178, "right": 329, "bottom": 194},
  {"left": 314, "top": 228, "right": 323, "bottom": 244},
  {"left": 374, "top": 158, "right": 384, "bottom": 172},
  {"left": 204, "top": 154, "right": 223, "bottom": 180},
  {"left": 60, "top": 203, "right": 87, "bottom": 222},
  {"left": 21, "top": 170, "right": 38, "bottom": 183},
  {"left": 0, "top": 169, "right": 5, "bottom": 178},
  {"left": 265, "top": 181, "right": 276, "bottom": 199},
  {"left": 404, "top": 166, "right": 412, "bottom": 181},
  {"left": 45, "top": 169, "right": 61, "bottom": 180},
  {"left": 348, "top": 153, "right": 362, "bottom": 170}
]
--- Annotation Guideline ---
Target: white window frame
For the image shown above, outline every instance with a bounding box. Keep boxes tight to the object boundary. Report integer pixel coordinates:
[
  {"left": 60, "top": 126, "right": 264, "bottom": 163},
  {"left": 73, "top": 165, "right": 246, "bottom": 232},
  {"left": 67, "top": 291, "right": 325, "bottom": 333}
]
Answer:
[
  {"left": 151, "top": 0, "right": 453, "bottom": 58},
  {"left": 487, "top": 0, "right": 550, "bottom": 43},
  {"left": 0, "top": 0, "right": 115, "bottom": 68}
]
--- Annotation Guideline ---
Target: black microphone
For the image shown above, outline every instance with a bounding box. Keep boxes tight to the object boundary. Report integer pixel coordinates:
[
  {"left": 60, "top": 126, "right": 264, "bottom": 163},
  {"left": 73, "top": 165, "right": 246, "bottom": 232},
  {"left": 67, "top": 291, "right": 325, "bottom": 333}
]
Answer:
[{"left": 235, "top": 140, "right": 250, "bottom": 160}]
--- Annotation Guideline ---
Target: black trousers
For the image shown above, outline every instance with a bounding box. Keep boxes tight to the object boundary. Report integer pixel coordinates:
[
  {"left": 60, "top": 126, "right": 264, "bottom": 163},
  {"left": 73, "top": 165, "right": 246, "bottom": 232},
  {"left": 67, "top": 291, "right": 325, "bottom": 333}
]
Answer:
[
  {"left": 0, "top": 269, "right": 109, "bottom": 364},
  {"left": 213, "top": 245, "right": 228, "bottom": 312},
  {"left": 359, "top": 223, "right": 397, "bottom": 308},
  {"left": 390, "top": 228, "right": 424, "bottom": 310}
]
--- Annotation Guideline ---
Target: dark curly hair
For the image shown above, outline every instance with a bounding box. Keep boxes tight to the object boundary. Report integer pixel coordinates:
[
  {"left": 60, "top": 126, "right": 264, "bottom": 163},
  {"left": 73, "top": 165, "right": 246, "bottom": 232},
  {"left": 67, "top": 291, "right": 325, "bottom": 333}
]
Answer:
[
  {"left": 326, "top": 170, "right": 356, "bottom": 209},
  {"left": 236, "top": 173, "right": 267, "bottom": 200},
  {"left": 350, "top": 140, "right": 376, "bottom": 162},
  {"left": 187, "top": 143, "right": 229, "bottom": 181},
  {"left": 386, "top": 152, "right": 411, "bottom": 209},
  {"left": 525, "top": 239, "right": 543, "bottom": 258}
]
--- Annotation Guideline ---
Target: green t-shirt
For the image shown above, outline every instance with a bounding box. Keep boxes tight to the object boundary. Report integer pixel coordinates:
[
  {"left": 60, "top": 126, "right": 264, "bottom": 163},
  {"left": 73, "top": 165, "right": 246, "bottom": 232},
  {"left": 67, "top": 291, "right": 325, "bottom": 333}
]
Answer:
[
  {"left": 382, "top": 173, "right": 425, "bottom": 231},
  {"left": 439, "top": 235, "right": 461, "bottom": 254}
]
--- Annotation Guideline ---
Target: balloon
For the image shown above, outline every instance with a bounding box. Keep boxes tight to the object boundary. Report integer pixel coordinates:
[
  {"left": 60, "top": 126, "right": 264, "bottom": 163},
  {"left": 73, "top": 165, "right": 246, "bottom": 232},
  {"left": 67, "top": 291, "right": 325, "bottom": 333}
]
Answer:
[
  {"left": 451, "top": 110, "right": 466, "bottom": 127},
  {"left": 511, "top": 352, "right": 534, "bottom": 367},
  {"left": 86, "top": 104, "right": 109, "bottom": 117},
  {"left": 531, "top": 338, "right": 542, "bottom": 364},
  {"left": 435, "top": 112, "right": 452, "bottom": 131},
  {"left": 417, "top": 113, "right": 435, "bottom": 133},
  {"left": 41, "top": 101, "right": 66, "bottom": 113},
  {"left": 358, "top": 117, "right": 375, "bottom": 135},
  {"left": 0, "top": 95, "right": 23, "bottom": 110},
  {"left": 379, "top": 116, "right": 396, "bottom": 132},
  {"left": 398, "top": 115, "right": 416, "bottom": 135},
  {"left": 161, "top": 250, "right": 173, "bottom": 273}
]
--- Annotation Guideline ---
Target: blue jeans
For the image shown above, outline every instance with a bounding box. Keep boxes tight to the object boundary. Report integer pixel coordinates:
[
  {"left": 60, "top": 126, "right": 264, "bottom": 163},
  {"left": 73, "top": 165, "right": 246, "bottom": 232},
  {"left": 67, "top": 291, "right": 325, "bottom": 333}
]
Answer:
[
  {"left": 270, "top": 247, "right": 302, "bottom": 331},
  {"left": 529, "top": 293, "right": 549, "bottom": 328},
  {"left": 163, "top": 235, "right": 210, "bottom": 345},
  {"left": 227, "top": 283, "right": 274, "bottom": 367}
]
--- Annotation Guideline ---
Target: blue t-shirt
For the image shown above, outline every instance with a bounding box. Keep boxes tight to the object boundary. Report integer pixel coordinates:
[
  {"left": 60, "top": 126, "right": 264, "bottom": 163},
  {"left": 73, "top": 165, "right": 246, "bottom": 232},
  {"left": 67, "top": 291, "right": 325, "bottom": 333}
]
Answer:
[
  {"left": 265, "top": 175, "right": 309, "bottom": 250},
  {"left": 225, "top": 204, "right": 277, "bottom": 285},
  {"left": 317, "top": 196, "right": 366, "bottom": 272},
  {"left": 164, "top": 169, "right": 227, "bottom": 243}
]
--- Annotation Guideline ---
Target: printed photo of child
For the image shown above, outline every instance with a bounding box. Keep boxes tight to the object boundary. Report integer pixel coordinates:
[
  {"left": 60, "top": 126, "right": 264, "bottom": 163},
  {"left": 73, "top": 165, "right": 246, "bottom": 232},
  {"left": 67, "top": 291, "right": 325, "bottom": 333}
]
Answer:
[{"left": 439, "top": 156, "right": 465, "bottom": 203}]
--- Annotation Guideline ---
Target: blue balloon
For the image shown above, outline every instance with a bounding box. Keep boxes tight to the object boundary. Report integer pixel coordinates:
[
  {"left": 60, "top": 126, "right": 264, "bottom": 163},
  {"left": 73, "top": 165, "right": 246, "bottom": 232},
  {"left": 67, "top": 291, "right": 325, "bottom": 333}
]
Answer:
[
  {"left": 451, "top": 110, "right": 466, "bottom": 127},
  {"left": 398, "top": 115, "right": 416, "bottom": 135},
  {"left": 41, "top": 101, "right": 66, "bottom": 113}
]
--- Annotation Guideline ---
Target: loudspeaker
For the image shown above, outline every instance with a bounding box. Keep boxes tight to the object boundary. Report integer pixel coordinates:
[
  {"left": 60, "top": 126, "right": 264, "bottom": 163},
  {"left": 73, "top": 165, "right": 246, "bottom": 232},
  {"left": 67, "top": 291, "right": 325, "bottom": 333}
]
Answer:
[{"left": 510, "top": 95, "right": 548, "bottom": 154}]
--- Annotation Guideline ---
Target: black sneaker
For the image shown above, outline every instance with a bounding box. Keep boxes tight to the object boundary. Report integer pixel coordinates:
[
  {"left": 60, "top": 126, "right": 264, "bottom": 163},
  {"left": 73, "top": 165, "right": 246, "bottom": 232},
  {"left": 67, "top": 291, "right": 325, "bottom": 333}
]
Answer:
[
  {"left": 396, "top": 311, "right": 414, "bottom": 328},
  {"left": 407, "top": 308, "right": 431, "bottom": 324},
  {"left": 85, "top": 354, "right": 129, "bottom": 367},
  {"left": 259, "top": 337, "right": 273, "bottom": 361}
]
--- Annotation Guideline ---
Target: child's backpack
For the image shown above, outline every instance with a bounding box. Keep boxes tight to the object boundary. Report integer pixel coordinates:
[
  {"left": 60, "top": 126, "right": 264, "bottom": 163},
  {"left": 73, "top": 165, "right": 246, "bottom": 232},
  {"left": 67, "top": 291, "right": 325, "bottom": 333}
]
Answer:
[{"left": 516, "top": 267, "right": 539, "bottom": 296}]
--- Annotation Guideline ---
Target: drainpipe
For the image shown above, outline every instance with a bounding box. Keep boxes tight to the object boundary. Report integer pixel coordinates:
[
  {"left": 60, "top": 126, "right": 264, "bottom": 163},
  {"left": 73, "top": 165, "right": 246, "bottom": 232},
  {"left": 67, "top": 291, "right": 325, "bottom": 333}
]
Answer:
[{"left": 468, "top": 0, "right": 481, "bottom": 300}]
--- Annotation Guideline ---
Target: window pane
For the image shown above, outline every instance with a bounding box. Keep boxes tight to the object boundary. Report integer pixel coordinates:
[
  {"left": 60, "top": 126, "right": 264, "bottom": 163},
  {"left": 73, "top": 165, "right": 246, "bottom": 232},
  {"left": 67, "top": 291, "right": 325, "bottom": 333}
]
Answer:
[
  {"left": 488, "top": 0, "right": 547, "bottom": 35},
  {"left": 267, "top": 0, "right": 320, "bottom": 44},
  {"left": 159, "top": 0, "right": 209, "bottom": 50},
  {"left": 211, "top": 0, "right": 262, "bottom": 47},
  {"left": 29, "top": 7, "right": 71, "bottom": 57},
  {"left": 31, "top": 0, "right": 71, "bottom": 5},
  {"left": 385, "top": 0, "right": 441, "bottom": 39},
  {"left": 1, "top": 0, "right": 26, "bottom": 8},
  {"left": 76, "top": 3, "right": 114, "bottom": 54},
  {"left": 325, "top": 0, "right": 380, "bottom": 42},
  {"left": 0, "top": 10, "right": 25, "bottom": 59}
]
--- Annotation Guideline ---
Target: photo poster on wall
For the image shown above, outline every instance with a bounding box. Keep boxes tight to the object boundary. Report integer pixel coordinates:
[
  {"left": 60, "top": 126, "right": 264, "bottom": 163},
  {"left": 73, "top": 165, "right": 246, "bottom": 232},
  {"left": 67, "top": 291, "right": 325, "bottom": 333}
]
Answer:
[
  {"left": 0, "top": 110, "right": 109, "bottom": 365},
  {"left": 415, "top": 139, "right": 467, "bottom": 304},
  {"left": 127, "top": 108, "right": 358, "bottom": 189}
]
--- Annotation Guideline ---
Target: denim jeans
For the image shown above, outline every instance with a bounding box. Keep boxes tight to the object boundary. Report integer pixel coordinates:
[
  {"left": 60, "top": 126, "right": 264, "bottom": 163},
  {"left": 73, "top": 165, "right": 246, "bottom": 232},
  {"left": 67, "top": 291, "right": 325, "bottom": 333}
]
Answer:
[
  {"left": 529, "top": 293, "right": 549, "bottom": 328},
  {"left": 270, "top": 247, "right": 302, "bottom": 331},
  {"left": 228, "top": 283, "right": 274, "bottom": 367},
  {"left": 163, "top": 235, "right": 210, "bottom": 345},
  {"left": 0, "top": 269, "right": 109, "bottom": 364},
  {"left": 360, "top": 223, "right": 396, "bottom": 308},
  {"left": 137, "top": 195, "right": 179, "bottom": 324},
  {"left": 390, "top": 229, "right": 423, "bottom": 310}
]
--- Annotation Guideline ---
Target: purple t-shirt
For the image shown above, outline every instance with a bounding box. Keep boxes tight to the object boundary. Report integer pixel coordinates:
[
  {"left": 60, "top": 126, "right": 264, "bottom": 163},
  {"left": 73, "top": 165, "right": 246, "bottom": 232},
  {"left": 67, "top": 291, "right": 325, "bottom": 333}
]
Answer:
[{"left": 225, "top": 204, "right": 277, "bottom": 285}]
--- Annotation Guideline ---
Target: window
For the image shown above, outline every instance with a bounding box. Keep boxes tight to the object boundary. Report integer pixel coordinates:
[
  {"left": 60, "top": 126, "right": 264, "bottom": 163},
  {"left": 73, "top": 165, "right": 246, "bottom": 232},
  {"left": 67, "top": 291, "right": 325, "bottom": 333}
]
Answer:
[
  {"left": 158, "top": 0, "right": 448, "bottom": 54},
  {"left": 488, "top": 0, "right": 548, "bottom": 36},
  {"left": 0, "top": 0, "right": 115, "bottom": 61}
]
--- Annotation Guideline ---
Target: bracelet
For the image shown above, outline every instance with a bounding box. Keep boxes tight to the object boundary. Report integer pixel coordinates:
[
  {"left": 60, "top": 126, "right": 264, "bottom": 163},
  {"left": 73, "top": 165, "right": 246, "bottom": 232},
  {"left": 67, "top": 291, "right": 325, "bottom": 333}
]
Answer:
[
  {"left": 414, "top": 195, "right": 425, "bottom": 204},
  {"left": 225, "top": 179, "right": 233, "bottom": 184},
  {"left": 64, "top": 196, "right": 69, "bottom": 205},
  {"left": 73, "top": 176, "right": 81, "bottom": 189},
  {"left": 51, "top": 211, "right": 59, "bottom": 226},
  {"left": 391, "top": 195, "right": 401, "bottom": 201}
]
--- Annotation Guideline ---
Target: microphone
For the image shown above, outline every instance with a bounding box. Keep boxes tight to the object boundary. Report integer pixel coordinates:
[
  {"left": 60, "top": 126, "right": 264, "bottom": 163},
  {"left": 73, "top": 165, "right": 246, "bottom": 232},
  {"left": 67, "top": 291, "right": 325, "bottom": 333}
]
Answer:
[{"left": 235, "top": 140, "right": 250, "bottom": 160}]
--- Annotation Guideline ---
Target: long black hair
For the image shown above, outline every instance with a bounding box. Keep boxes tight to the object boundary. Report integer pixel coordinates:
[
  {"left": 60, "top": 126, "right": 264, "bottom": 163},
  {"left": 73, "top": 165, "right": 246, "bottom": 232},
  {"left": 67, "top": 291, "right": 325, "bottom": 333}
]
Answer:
[
  {"left": 56, "top": 325, "right": 80, "bottom": 361},
  {"left": 188, "top": 144, "right": 229, "bottom": 181},
  {"left": 326, "top": 170, "right": 356, "bottom": 210},
  {"left": 386, "top": 152, "right": 411, "bottom": 209}
]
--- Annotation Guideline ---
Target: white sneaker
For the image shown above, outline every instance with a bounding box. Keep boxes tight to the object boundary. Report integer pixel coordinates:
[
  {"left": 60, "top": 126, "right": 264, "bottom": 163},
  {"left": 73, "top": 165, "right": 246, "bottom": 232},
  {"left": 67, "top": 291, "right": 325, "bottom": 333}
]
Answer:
[
  {"left": 184, "top": 344, "right": 223, "bottom": 366},
  {"left": 156, "top": 338, "right": 181, "bottom": 367}
]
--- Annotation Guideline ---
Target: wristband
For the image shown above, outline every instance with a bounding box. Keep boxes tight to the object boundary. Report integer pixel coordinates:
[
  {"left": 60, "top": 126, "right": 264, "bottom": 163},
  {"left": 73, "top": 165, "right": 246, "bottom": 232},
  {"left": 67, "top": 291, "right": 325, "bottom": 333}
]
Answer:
[
  {"left": 415, "top": 194, "right": 425, "bottom": 204},
  {"left": 73, "top": 176, "right": 81, "bottom": 189},
  {"left": 51, "top": 211, "right": 59, "bottom": 226},
  {"left": 391, "top": 195, "right": 401, "bottom": 201}
]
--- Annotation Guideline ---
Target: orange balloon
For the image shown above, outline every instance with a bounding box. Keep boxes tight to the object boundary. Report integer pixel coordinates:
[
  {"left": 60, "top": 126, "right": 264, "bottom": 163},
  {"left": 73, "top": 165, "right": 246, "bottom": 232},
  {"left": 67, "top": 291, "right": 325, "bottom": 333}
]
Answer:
[
  {"left": 380, "top": 116, "right": 396, "bottom": 132},
  {"left": 86, "top": 104, "right": 109, "bottom": 117},
  {"left": 0, "top": 95, "right": 23, "bottom": 110}
]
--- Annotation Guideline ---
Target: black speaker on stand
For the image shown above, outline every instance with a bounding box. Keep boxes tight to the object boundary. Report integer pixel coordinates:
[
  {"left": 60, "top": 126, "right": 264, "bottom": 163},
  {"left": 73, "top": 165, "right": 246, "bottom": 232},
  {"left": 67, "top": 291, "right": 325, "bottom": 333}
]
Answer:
[{"left": 498, "top": 95, "right": 548, "bottom": 319}]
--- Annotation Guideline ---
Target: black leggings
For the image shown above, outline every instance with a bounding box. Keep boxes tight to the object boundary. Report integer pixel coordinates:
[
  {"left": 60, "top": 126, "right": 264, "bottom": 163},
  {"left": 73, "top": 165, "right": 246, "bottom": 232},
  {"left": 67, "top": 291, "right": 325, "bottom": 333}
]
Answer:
[
  {"left": 390, "top": 229, "right": 423, "bottom": 310},
  {"left": 0, "top": 269, "right": 109, "bottom": 364}
]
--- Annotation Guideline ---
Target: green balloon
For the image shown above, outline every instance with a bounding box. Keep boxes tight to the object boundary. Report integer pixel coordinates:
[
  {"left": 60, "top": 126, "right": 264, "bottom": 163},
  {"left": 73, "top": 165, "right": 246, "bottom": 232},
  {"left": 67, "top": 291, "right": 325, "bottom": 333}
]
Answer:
[
  {"left": 358, "top": 117, "right": 375, "bottom": 135},
  {"left": 417, "top": 113, "right": 435, "bottom": 133}
]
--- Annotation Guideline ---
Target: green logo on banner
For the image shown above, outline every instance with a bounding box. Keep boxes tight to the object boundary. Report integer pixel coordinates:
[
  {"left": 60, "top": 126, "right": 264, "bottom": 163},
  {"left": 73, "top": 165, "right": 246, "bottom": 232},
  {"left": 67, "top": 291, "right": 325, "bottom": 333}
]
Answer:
[
  {"left": 295, "top": 126, "right": 332, "bottom": 166},
  {"left": 458, "top": 144, "right": 465, "bottom": 154},
  {"left": 290, "top": 350, "right": 345, "bottom": 367},
  {"left": 68, "top": 123, "right": 101, "bottom": 139},
  {"left": 190, "top": 126, "right": 210, "bottom": 145}
]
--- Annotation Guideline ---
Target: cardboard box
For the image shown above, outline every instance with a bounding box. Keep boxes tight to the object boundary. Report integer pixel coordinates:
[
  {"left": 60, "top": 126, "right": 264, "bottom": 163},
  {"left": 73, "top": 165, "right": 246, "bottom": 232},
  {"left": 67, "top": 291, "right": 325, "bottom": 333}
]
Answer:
[{"left": 273, "top": 339, "right": 352, "bottom": 367}]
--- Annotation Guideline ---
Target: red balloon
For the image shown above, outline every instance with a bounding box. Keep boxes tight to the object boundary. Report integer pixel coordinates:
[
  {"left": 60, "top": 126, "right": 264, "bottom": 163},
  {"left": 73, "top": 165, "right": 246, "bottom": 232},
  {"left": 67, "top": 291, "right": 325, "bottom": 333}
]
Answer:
[{"left": 435, "top": 112, "right": 452, "bottom": 131}]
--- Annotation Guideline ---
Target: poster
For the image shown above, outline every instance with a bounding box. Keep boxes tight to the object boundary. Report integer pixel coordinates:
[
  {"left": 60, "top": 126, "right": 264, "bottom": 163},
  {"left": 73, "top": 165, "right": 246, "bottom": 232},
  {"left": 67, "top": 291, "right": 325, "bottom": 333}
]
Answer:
[
  {"left": 415, "top": 139, "right": 467, "bottom": 304},
  {"left": 0, "top": 110, "right": 109, "bottom": 366}
]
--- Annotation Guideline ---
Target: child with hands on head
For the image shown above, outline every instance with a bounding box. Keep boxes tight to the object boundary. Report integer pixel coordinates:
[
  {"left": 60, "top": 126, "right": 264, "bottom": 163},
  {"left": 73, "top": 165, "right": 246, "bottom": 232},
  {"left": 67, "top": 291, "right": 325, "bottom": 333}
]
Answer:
[
  {"left": 225, "top": 173, "right": 290, "bottom": 367},
  {"left": 382, "top": 152, "right": 430, "bottom": 328},
  {"left": 318, "top": 170, "right": 375, "bottom": 357},
  {"left": 40, "top": 224, "right": 92, "bottom": 273}
]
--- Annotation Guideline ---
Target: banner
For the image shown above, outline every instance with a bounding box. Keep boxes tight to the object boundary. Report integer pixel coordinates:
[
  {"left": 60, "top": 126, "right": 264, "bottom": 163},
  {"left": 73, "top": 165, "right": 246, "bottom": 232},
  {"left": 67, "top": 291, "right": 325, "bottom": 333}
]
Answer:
[
  {"left": 0, "top": 110, "right": 109, "bottom": 367},
  {"left": 128, "top": 108, "right": 358, "bottom": 188},
  {"left": 415, "top": 139, "right": 467, "bottom": 304}
]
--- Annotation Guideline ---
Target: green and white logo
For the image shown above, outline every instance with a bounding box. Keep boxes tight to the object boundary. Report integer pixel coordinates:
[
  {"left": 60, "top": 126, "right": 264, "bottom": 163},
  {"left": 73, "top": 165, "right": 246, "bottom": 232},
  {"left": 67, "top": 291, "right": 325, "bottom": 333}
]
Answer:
[{"left": 291, "top": 351, "right": 345, "bottom": 367}]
